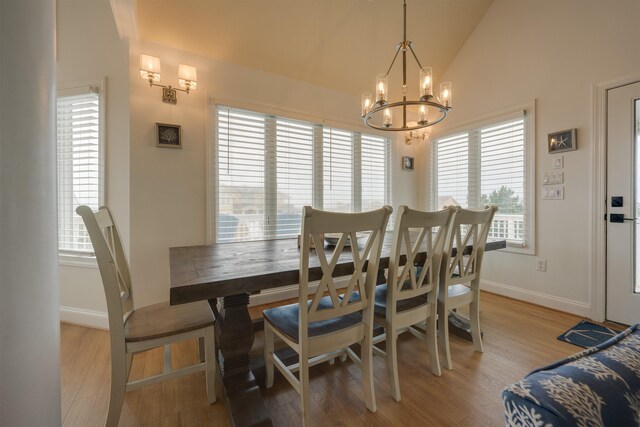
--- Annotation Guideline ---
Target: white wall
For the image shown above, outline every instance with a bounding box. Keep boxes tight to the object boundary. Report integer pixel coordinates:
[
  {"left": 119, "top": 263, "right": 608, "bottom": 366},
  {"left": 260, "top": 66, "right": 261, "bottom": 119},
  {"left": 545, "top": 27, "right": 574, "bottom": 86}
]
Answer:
[
  {"left": 417, "top": 0, "right": 640, "bottom": 315},
  {"left": 57, "top": 0, "right": 129, "bottom": 325},
  {"left": 129, "top": 40, "right": 416, "bottom": 307}
]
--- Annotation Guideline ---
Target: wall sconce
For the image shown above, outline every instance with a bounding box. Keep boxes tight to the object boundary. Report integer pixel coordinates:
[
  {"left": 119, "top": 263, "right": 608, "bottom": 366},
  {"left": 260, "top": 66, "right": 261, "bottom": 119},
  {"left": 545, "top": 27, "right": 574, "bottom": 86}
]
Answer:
[
  {"left": 405, "top": 130, "right": 427, "bottom": 145},
  {"left": 139, "top": 53, "right": 197, "bottom": 104}
]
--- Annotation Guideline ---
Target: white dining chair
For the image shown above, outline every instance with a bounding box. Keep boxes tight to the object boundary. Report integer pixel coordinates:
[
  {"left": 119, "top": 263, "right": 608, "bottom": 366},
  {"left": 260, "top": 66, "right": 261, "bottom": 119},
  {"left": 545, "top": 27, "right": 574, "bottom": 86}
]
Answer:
[
  {"left": 372, "top": 205, "right": 457, "bottom": 401},
  {"left": 438, "top": 205, "right": 497, "bottom": 370},
  {"left": 263, "top": 205, "right": 391, "bottom": 427},
  {"left": 76, "top": 205, "right": 217, "bottom": 427}
]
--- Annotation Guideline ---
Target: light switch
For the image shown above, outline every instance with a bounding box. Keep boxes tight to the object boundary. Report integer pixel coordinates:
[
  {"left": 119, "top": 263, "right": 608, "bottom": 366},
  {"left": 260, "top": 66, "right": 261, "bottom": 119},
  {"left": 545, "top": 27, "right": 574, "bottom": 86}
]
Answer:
[{"left": 554, "top": 156, "right": 564, "bottom": 169}]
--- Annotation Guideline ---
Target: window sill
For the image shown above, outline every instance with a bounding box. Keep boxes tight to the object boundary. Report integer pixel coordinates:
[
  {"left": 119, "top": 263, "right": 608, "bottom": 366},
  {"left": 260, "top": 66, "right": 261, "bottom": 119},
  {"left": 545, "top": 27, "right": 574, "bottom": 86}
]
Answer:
[
  {"left": 59, "top": 254, "right": 98, "bottom": 269},
  {"left": 497, "top": 243, "right": 535, "bottom": 256}
]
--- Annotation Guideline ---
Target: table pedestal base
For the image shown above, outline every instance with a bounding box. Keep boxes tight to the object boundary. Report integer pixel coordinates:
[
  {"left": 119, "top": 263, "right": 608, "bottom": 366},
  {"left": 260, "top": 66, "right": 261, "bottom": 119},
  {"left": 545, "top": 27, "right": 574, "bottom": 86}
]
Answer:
[{"left": 213, "top": 294, "right": 272, "bottom": 427}]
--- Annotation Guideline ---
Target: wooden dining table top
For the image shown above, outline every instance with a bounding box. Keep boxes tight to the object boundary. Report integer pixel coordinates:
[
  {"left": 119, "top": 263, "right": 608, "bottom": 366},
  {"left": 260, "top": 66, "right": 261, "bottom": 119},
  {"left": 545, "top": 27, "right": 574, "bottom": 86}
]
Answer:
[{"left": 169, "top": 234, "right": 506, "bottom": 305}]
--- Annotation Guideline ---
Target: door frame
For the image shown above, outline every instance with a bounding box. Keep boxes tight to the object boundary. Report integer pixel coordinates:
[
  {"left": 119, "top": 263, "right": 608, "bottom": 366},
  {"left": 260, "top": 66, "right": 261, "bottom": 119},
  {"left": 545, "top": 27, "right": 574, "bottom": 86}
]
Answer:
[{"left": 591, "top": 73, "right": 640, "bottom": 322}]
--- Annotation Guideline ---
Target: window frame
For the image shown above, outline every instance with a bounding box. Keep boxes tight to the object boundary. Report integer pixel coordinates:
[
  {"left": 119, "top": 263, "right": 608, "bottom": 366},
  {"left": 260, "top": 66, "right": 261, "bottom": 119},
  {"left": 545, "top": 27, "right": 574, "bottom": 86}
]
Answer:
[
  {"left": 57, "top": 80, "right": 106, "bottom": 265},
  {"left": 208, "top": 101, "right": 393, "bottom": 244},
  {"left": 428, "top": 100, "right": 536, "bottom": 255}
]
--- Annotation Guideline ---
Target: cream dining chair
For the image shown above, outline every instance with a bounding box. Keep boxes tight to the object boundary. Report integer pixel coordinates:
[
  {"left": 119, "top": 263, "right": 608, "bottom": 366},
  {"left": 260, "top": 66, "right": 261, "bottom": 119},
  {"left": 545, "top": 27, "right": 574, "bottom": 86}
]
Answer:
[
  {"left": 371, "top": 205, "right": 457, "bottom": 401},
  {"left": 263, "top": 205, "right": 391, "bottom": 427},
  {"left": 438, "top": 205, "right": 497, "bottom": 370},
  {"left": 77, "top": 206, "right": 217, "bottom": 427}
]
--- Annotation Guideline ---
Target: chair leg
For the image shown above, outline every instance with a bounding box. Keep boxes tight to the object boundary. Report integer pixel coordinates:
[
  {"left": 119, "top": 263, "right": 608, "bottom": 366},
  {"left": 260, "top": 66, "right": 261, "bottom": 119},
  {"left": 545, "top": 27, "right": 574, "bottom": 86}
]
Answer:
[
  {"left": 299, "top": 355, "right": 311, "bottom": 427},
  {"left": 361, "top": 333, "right": 377, "bottom": 413},
  {"left": 204, "top": 327, "right": 217, "bottom": 404},
  {"left": 264, "top": 325, "right": 275, "bottom": 389},
  {"left": 470, "top": 298, "right": 484, "bottom": 353},
  {"left": 439, "top": 303, "right": 453, "bottom": 370},
  {"left": 386, "top": 328, "right": 401, "bottom": 402},
  {"left": 106, "top": 354, "right": 128, "bottom": 427},
  {"left": 426, "top": 313, "right": 441, "bottom": 376}
]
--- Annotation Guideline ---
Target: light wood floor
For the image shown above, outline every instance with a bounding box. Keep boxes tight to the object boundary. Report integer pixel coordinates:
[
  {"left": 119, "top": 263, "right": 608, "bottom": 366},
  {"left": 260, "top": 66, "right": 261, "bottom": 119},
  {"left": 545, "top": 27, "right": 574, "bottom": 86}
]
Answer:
[{"left": 61, "top": 291, "right": 588, "bottom": 426}]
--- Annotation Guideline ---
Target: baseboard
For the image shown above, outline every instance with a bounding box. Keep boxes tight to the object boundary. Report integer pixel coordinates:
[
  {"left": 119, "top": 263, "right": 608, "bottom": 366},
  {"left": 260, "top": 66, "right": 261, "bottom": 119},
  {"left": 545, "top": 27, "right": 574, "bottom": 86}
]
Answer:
[
  {"left": 481, "top": 280, "right": 591, "bottom": 317},
  {"left": 60, "top": 306, "right": 109, "bottom": 330}
]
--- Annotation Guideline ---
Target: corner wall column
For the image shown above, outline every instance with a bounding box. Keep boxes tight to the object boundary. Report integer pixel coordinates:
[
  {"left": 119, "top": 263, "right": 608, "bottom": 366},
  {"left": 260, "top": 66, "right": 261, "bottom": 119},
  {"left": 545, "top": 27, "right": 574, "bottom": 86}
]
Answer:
[{"left": 0, "top": 0, "right": 60, "bottom": 425}]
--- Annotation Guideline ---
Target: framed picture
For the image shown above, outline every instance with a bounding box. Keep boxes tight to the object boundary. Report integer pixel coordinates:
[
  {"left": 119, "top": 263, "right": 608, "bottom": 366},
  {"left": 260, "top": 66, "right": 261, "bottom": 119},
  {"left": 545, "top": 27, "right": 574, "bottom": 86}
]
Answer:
[
  {"left": 402, "top": 156, "right": 414, "bottom": 171},
  {"left": 548, "top": 128, "right": 576, "bottom": 154},
  {"left": 156, "top": 123, "right": 182, "bottom": 148}
]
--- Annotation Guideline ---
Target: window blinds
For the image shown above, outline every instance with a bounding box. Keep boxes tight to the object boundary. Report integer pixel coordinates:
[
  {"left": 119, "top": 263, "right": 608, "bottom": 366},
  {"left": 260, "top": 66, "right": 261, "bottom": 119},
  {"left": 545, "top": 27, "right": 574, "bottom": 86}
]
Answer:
[
  {"left": 361, "top": 134, "right": 391, "bottom": 213},
  {"left": 273, "top": 119, "right": 314, "bottom": 237},
  {"left": 57, "top": 88, "right": 102, "bottom": 255},
  {"left": 323, "top": 128, "right": 353, "bottom": 212},
  {"left": 434, "top": 133, "right": 469, "bottom": 208},
  {"left": 217, "top": 106, "right": 266, "bottom": 242},
  {"left": 215, "top": 105, "right": 391, "bottom": 243},
  {"left": 432, "top": 114, "right": 526, "bottom": 246}
]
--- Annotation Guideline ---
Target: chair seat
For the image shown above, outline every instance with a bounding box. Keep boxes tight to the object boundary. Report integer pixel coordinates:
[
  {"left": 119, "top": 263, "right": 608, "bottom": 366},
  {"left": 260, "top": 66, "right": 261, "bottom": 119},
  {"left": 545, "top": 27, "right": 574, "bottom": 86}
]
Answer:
[
  {"left": 263, "top": 297, "right": 362, "bottom": 344},
  {"left": 448, "top": 284, "right": 471, "bottom": 298},
  {"left": 124, "top": 300, "right": 215, "bottom": 342},
  {"left": 372, "top": 284, "right": 429, "bottom": 318}
]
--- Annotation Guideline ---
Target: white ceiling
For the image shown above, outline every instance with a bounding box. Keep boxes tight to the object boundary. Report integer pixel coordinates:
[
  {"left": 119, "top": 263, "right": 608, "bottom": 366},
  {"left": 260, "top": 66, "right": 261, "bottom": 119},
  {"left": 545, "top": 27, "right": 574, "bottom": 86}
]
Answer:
[{"left": 135, "top": 0, "right": 493, "bottom": 96}]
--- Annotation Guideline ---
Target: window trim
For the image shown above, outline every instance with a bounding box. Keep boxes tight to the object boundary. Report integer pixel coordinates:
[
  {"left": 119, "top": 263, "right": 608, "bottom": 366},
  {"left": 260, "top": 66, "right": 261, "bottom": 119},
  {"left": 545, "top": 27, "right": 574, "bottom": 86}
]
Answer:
[
  {"left": 207, "top": 98, "right": 393, "bottom": 244},
  {"left": 57, "top": 79, "right": 106, "bottom": 263},
  {"left": 428, "top": 100, "right": 536, "bottom": 255}
]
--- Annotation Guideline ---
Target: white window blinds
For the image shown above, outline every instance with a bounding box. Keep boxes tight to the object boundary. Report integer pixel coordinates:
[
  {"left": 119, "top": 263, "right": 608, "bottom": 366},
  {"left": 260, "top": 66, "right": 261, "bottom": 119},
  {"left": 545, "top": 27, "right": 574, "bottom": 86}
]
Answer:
[
  {"left": 323, "top": 128, "right": 353, "bottom": 212},
  {"left": 274, "top": 119, "right": 314, "bottom": 237},
  {"left": 361, "top": 134, "right": 392, "bottom": 212},
  {"left": 215, "top": 105, "right": 392, "bottom": 243},
  {"left": 432, "top": 113, "right": 528, "bottom": 247},
  {"left": 57, "top": 87, "right": 103, "bottom": 255},
  {"left": 217, "top": 107, "right": 266, "bottom": 242}
]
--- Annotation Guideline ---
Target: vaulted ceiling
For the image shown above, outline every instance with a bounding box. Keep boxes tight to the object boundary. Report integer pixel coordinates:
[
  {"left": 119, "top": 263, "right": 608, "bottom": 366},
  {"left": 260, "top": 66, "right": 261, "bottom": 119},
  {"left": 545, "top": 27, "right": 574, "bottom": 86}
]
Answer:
[{"left": 135, "top": 0, "right": 493, "bottom": 96}]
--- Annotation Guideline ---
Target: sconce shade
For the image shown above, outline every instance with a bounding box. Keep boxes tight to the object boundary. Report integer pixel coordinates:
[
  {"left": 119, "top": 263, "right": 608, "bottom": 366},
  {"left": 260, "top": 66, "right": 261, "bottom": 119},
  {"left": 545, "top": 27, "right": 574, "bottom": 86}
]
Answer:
[
  {"left": 140, "top": 54, "right": 161, "bottom": 82},
  {"left": 178, "top": 64, "right": 198, "bottom": 90}
]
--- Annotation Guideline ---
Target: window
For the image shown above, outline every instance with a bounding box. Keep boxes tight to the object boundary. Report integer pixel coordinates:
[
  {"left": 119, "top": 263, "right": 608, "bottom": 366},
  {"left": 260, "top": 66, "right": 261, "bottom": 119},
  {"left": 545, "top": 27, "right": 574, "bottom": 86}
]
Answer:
[
  {"left": 430, "top": 108, "right": 534, "bottom": 251},
  {"left": 57, "top": 85, "right": 103, "bottom": 256},
  {"left": 216, "top": 105, "right": 392, "bottom": 242}
]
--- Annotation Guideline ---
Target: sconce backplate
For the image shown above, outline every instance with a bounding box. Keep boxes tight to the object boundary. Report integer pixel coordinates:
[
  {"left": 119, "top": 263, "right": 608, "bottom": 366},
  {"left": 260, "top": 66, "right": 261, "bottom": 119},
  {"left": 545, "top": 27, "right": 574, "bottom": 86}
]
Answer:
[{"left": 162, "top": 87, "right": 177, "bottom": 104}]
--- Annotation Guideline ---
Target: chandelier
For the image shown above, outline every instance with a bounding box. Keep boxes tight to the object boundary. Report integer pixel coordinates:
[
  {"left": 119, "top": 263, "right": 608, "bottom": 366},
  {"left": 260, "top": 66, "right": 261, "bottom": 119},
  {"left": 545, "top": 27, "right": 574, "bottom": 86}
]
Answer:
[{"left": 361, "top": 0, "right": 452, "bottom": 132}]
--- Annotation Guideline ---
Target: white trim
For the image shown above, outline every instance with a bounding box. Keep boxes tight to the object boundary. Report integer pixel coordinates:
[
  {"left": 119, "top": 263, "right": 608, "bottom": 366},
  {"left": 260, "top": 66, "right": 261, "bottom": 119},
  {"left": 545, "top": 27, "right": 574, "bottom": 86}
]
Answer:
[
  {"left": 109, "top": 0, "right": 138, "bottom": 40},
  {"left": 59, "top": 255, "right": 98, "bottom": 269},
  {"left": 60, "top": 306, "right": 109, "bottom": 330},
  {"left": 481, "top": 280, "right": 590, "bottom": 317},
  {"left": 590, "top": 72, "right": 640, "bottom": 323},
  {"left": 428, "top": 100, "right": 536, "bottom": 255}
]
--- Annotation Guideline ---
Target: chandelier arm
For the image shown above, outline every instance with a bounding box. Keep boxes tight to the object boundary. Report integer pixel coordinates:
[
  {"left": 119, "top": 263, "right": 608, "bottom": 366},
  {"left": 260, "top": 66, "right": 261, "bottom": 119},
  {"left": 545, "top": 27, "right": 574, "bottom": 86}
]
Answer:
[
  {"left": 407, "top": 44, "right": 424, "bottom": 70},
  {"left": 385, "top": 45, "right": 402, "bottom": 77}
]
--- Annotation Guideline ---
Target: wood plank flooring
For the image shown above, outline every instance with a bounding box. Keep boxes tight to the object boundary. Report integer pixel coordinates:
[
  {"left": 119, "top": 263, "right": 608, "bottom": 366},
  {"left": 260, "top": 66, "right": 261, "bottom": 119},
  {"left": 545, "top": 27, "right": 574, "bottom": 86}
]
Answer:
[{"left": 61, "top": 291, "right": 587, "bottom": 426}]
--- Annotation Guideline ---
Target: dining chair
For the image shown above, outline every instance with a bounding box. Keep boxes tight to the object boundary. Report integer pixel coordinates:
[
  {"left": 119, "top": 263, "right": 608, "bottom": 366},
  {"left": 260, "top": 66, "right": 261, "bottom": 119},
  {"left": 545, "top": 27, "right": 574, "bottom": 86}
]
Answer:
[
  {"left": 76, "top": 206, "right": 217, "bottom": 427},
  {"left": 372, "top": 205, "right": 457, "bottom": 401},
  {"left": 438, "top": 205, "right": 498, "bottom": 370},
  {"left": 263, "top": 205, "right": 392, "bottom": 427}
]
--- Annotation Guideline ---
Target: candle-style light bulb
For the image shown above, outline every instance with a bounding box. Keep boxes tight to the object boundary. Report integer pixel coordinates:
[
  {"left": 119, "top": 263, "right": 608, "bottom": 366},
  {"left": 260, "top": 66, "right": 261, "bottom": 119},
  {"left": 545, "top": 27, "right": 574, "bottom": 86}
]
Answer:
[
  {"left": 420, "top": 67, "right": 433, "bottom": 100},
  {"left": 383, "top": 108, "right": 392, "bottom": 128},
  {"left": 440, "top": 82, "right": 452, "bottom": 108},
  {"left": 418, "top": 105, "right": 427, "bottom": 125},
  {"left": 376, "top": 73, "right": 388, "bottom": 105},
  {"left": 361, "top": 92, "right": 372, "bottom": 116}
]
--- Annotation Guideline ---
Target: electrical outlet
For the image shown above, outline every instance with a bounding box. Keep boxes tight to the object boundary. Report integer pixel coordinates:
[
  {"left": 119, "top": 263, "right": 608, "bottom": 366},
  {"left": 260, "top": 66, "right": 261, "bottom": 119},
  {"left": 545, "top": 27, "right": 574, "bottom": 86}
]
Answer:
[{"left": 536, "top": 259, "right": 547, "bottom": 272}]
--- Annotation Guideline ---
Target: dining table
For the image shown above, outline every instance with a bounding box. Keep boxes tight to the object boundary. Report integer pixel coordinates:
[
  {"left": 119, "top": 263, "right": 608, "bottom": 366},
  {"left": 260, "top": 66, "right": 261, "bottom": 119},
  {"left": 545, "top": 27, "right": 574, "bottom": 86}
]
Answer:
[{"left": 169, "top": 234, "right": 506, "bottom": 427}]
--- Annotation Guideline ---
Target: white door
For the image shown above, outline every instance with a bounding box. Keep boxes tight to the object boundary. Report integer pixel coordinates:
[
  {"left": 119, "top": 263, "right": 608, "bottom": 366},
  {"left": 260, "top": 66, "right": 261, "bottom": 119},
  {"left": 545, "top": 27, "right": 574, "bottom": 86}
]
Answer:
[{"left": 606, "top": 81, "right": 640, "bottom": 325}]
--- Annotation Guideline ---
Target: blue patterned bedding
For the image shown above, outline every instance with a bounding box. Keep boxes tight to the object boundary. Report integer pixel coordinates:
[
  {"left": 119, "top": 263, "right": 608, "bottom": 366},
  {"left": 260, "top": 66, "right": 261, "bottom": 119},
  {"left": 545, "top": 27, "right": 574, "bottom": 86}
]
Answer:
[{"left": 502, "top": 324, "right": 640, "bottom": 426}]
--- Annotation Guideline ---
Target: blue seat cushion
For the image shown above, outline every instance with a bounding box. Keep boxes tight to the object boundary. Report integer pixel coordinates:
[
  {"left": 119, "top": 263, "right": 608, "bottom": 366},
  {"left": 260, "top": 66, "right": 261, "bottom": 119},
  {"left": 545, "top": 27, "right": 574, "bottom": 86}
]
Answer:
[
  {"left": 263, "top": 296, "right": 362, "bottom": 344},
  {"left": 502, "top": 324, "right": 640, "bottom": 426}
]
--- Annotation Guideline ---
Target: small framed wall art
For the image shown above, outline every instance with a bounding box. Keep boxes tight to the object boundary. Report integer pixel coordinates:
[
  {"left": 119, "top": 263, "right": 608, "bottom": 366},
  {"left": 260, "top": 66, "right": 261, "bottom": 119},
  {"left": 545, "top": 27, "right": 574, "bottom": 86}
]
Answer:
[
  {"left": 402, "top": 156, "right": 414, "bottom": 171},
  {"left": 548, "top": 128, "right": 576, "bottom": 154},
  {"left": 156, "top": 123, "right": 182, "bottom": 148}
]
